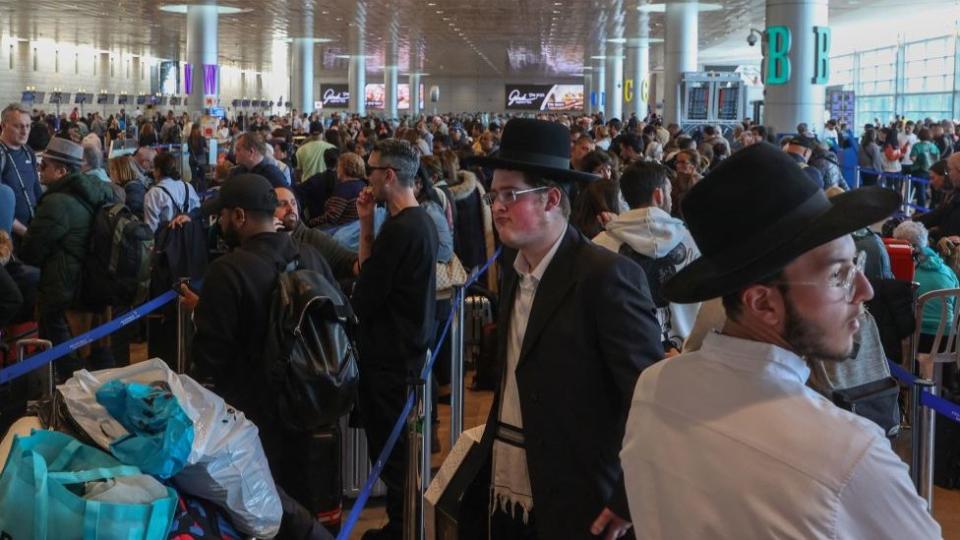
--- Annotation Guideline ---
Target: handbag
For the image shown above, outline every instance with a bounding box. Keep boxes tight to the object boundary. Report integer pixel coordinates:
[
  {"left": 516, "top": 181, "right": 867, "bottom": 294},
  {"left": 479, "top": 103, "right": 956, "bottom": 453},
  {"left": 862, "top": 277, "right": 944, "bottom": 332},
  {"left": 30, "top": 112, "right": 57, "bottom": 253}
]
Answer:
[
  {"left": 0, "top": 429, "right": 177, "bottom": 540},
  {"left": 436, "top": 255, "right": 468, "bottom": 294}
]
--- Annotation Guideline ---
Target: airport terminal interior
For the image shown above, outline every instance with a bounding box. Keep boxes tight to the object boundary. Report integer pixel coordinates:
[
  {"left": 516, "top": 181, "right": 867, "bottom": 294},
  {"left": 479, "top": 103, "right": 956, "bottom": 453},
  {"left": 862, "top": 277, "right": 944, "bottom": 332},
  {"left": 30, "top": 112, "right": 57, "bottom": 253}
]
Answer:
[{"left": 1, "top": 0, "right": 960, "bottom": 538}]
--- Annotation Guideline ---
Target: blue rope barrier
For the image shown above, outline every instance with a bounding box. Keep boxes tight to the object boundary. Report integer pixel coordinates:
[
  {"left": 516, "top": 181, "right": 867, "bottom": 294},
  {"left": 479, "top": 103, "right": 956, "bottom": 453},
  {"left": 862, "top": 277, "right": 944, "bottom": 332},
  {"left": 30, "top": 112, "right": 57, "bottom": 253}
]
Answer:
[
  {"left": 338, "top": 247, "right": 502, "bottom": 540},
  {"left": 0, "top": 289, "right": 179, "bottom": 384},
  {"left": 888, "top": 360, "right": 917, "bottom": 386},
  {"left": 921, "top": 391, "right": 960, "bottom": 425}
]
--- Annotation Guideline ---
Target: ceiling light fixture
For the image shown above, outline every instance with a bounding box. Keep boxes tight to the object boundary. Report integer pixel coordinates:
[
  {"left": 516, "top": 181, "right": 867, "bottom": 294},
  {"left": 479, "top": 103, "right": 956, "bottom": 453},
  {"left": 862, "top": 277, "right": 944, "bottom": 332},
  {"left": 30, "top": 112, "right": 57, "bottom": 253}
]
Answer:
[{"left": 158, "top": 4, "right": 251, "bottom": 14}]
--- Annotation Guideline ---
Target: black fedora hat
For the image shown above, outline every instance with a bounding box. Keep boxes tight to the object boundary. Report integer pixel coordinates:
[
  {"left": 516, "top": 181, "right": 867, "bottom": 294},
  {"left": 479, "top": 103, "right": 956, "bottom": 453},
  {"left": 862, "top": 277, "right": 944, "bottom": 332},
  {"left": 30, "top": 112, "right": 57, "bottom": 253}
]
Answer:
[
  {"left": 465, "top": 118, "right": 599, "bottom": 183},
  {"left": 663, "top": 142, "right": 901, "bottom": 304}
]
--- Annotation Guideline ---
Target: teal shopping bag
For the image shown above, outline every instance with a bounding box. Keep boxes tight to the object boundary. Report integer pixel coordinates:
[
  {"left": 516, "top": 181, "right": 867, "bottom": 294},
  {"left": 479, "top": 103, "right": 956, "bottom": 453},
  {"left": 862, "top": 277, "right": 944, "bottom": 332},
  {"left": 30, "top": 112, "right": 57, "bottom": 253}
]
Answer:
[{"left": 0, "top": 429, "right": 176, "bottom": 540}]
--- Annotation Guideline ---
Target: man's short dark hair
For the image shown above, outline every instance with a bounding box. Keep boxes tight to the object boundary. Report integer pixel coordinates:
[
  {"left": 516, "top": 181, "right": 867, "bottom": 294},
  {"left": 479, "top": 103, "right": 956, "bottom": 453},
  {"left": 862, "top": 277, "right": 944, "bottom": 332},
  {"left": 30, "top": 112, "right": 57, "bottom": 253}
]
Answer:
[
  {"left": 703, "top": 125, "right": 717, "bottom": 136},
  {"left": 325, "top": 128, "right": 342, "bottom": 148},
  {"left": 620, "top": 162, "right": 669, "bottom": 209},
  {"left": 236, "top": 132, "right": 267, "bottom": 156},
  {"left": 721, "top": 269, "right": 785, "bottom": 320},
  {"left": 676, "top": 136, "right": 696, "bottom": 150},
  {"left": 520, "top": 171, "right": 570, "bottom": 218},
  {"left": 323, "top": 147, "right": 341, "bottom": 169},
  {"left": 620, "top": 133, "right": 643, "bottom": 153},
  {"left": 154, "top": 152, "right": 181, "bottom": 180},
  {"left": 581, "top": 150, "right": 613, "bottom": 175},
  {"left": 373, "top": 139, "right": 420, "bottom": 187}
]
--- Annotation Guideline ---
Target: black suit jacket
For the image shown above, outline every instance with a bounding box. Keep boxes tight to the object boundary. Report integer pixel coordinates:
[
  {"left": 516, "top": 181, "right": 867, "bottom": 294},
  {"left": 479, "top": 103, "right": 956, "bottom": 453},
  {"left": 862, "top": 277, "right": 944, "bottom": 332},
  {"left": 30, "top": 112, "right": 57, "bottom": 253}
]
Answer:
[{"left": 475, "top": 225, "right": 663, "bottom": 539}]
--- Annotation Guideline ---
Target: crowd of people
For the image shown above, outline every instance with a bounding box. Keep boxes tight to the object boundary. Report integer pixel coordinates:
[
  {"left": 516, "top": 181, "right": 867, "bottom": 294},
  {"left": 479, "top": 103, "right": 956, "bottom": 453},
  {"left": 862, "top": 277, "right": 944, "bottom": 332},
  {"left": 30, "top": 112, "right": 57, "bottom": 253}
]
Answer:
[{"left": 3, "top": 98, "right": 959, "bottom": 539}]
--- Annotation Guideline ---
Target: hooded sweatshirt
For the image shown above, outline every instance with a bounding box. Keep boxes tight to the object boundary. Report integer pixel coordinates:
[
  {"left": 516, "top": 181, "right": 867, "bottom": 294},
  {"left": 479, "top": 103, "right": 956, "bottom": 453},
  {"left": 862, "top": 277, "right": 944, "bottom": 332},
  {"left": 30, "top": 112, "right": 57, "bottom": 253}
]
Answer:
[{"left": 593, "top": 206, "right": 701, "bottom": 348}]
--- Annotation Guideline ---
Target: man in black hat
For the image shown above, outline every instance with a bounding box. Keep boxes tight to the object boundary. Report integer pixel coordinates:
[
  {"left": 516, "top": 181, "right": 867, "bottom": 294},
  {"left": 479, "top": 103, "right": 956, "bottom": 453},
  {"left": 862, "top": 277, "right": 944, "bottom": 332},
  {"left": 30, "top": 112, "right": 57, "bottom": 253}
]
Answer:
[
  {"left": 620, "top": 143, "right": 940, "bottom": 538},
  {"left": 190, "top": 173, "right": 338, "bottom": 538},
  {"left": 783, "top": 136, "right": 825, "bottom": 188},
  {"left": 462, "top": 118, "right": 663, "bottom": 539}
]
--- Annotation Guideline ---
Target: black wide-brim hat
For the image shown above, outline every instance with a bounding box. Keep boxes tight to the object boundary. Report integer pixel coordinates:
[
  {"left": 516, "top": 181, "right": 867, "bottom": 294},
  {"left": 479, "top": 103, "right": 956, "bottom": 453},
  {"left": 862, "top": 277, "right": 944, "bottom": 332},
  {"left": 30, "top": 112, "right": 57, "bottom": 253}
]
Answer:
[
  {"left": 464, "top": 118, "right": 600, "bottom": 184},
  {"left": 663, "top": 142, "right": 901, "bottom": 304}
]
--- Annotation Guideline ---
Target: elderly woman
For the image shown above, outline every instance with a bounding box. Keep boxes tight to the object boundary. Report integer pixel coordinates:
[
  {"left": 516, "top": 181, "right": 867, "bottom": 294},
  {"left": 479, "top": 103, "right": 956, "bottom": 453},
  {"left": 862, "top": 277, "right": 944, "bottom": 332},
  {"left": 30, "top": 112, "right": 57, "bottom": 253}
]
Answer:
[{"left": 893, "top": 220, "right": 959, "bottom": 362}]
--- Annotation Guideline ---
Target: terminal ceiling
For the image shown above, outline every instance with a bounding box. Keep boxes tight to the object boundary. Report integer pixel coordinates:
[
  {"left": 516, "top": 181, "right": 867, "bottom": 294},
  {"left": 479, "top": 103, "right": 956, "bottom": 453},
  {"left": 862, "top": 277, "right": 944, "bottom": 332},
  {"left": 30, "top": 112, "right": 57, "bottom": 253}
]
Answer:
[{"left": 0, "top": 0, "right": 954, "bottom": 78}]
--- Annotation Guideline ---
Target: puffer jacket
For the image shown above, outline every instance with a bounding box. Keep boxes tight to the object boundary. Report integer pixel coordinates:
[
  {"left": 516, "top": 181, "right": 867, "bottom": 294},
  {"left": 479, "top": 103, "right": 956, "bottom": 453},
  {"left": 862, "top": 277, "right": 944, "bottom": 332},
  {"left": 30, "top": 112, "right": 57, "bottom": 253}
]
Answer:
[{"left": 20, "top": 170, "right": 116, "bottom": 311}]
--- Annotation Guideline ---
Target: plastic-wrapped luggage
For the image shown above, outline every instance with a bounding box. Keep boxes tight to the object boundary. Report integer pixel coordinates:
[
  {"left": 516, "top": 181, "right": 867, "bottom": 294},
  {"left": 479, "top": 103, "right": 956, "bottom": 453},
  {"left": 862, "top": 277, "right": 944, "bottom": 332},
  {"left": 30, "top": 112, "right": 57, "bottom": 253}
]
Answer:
[
  {"left": 56, "top": 359, "right": 282, "bottom": 539},
  {"left": 340, "top": 415, "right": 386, "bottom": 499}
]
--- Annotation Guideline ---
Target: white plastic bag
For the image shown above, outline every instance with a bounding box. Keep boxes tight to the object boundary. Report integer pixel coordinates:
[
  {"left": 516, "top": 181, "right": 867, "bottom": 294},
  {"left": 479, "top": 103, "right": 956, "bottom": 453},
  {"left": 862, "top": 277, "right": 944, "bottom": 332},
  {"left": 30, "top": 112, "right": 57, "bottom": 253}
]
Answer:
[{"left": 57, "top": 358, "right": 282, "bottom": 538}]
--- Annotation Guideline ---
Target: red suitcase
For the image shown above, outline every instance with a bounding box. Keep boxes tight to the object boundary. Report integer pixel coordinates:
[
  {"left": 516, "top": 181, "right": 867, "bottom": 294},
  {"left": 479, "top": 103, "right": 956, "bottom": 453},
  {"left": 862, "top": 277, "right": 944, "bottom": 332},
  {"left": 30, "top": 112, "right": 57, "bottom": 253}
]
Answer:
[{"left": 882, "top": 239, "right": 916, "bottom": 282}]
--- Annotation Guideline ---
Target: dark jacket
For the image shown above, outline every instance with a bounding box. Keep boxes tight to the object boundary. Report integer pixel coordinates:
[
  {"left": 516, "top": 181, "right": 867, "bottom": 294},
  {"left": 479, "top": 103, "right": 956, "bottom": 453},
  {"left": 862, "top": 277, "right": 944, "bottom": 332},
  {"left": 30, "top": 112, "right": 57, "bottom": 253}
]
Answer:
[
  {"left": 123, "top": 176, "right": 149, "bottom": 219},
  {"left": 289, "top": 220, "right": 357, "bottom": 280},
  {"left": 471, "top": 226, "right": 664, "bottom": 539},
  {"left": 294, "top": 170, "right": 338, "bottom": 222},
  {"left": 0, "top": 264, "right": 23, "bottom": 327},
  {"left": 190, "top": 231, "right": 336, "bottom": 425},
  {"left": 20, "top": 171, "right": 115, "bottom": 311},
  {"left": 916, "top": 193, "right": 960, "bottom": 242},
  {"left": 231, "top": 160, "right": 288, "bottom": 188}
]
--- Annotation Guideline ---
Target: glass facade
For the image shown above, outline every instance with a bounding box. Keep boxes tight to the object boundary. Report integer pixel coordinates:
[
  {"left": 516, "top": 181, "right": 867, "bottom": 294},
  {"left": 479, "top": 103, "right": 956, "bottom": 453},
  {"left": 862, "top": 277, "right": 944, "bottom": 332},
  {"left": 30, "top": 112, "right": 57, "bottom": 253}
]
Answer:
[{"left": 829, "top": 35, "right": 959, "bottom": 126}]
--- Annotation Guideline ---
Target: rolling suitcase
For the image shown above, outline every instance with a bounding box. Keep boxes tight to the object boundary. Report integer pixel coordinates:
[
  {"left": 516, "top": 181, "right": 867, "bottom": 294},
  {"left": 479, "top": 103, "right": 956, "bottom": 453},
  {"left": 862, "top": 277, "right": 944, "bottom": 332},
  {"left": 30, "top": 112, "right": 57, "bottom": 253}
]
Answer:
[
  {"left": 463, "top": 295, "right": 493, "bottom": 370},
  {"left": 340, "top": 416, "right": 387, "bottom": 499},
  {"left": 307, "top": 424, "right": 344, "bottom": 532},
  {"left": 882, "top": 238, "right": 916, "bottom": 282}
]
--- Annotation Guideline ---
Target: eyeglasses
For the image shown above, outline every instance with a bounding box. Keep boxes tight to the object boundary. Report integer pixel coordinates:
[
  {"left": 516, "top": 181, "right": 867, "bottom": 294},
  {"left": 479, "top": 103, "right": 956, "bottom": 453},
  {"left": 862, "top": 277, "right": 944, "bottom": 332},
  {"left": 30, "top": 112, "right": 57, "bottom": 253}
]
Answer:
[
  {"left": 366, "top": 165, "right": 396, "bottom": 176},
  {"left": 482, "top": 186, "right": 549, "bottom": 207},
  {"left": 773, "top": 251, "right": 867, "bottom": 303}
]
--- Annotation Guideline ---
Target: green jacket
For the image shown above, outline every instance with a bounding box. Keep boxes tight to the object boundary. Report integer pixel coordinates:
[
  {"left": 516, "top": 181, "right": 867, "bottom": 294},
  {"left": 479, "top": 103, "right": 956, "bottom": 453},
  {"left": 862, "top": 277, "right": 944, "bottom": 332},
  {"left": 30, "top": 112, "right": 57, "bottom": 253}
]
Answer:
[{"left": 20, "top": 170, "right": 115, "bottom": 310}]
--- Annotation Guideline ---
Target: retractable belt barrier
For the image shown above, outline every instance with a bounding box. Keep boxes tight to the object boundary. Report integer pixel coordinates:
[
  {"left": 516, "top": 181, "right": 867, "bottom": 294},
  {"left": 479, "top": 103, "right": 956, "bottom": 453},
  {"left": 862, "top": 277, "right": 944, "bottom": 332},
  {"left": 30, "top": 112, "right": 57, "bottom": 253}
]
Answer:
[
  {"left": 0, "top": 289, "right": 179, "bottom": 385},
  {"left": 338, "top": 248, "right": 502, "bottom": 540},
  {"left": 857, "top": 167, "right": 931, "bottom": 214},
  {"left": 888, "top": 360, "right": 960, "bottom": 425}
]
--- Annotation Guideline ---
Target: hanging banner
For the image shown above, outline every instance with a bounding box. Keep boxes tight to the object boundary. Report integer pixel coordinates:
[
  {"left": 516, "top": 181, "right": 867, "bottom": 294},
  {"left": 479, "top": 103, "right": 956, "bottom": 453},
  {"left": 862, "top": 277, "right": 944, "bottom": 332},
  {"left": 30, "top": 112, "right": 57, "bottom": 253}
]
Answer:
[
  {"left": 505, "top": 84, "right": 584, "bottom": 111},
  {"left": 319, "top": 84, "right": 350, "bottom": 109}
]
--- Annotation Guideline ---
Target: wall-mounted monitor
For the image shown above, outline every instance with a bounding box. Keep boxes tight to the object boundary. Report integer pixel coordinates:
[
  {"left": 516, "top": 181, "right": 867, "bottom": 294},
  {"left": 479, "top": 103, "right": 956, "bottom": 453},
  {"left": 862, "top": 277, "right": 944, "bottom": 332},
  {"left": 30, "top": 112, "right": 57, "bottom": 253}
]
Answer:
[
  {"left": 74, "top": 93, "right": 94, "bottom": 104},
  {"left": 49, "top": 92, "right": 70, "bottom": 104},
  {"left": 96, "top": 94, "right": 115, "bottom": 105},
  {"left": 169, "top": 96, "right": 181, "bottom": 106},
  {"left": 117, "top": 94, "right": 129, "bottom": 105}
]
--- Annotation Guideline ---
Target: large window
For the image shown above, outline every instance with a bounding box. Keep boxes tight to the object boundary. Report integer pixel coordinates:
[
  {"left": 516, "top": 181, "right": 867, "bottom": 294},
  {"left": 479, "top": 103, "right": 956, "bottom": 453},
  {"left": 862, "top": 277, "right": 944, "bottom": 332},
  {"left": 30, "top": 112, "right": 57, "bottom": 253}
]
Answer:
[{"left": 831, "top": 35, "right": 959, "bottom": 124}]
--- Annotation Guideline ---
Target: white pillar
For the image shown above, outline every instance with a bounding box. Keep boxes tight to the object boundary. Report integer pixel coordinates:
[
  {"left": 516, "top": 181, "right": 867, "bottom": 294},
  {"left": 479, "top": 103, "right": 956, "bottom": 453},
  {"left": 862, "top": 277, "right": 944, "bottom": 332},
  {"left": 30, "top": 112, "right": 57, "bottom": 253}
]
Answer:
[
  {"left": 764, "top": 0, "right": 829, "bottom": 135},
  {"left": 664, "top": 0, "right": 698, "bottom": 125},
  {"left": 409, "top": 73, "right": 421, "bottom": 118},
  {"left": 584, "top": 73, "right": 594, "bottom": 115},
  {"left": 628, "top": 11, "right": 652, "bottom": 120},
  {"left": 291, "top": 39, "right": 314, "bottom": 115},
  {"left": 384, "top": 40, "right": 399, "bottom": 120},
  {"left": 186, "top": 4, "right": 218, "bottom": 116},
  {"left": 595, "top": 61, "right": 607, "bottom": 120},
  {"left": 606, "top": 43, "right": 624, "bottom": 120}
]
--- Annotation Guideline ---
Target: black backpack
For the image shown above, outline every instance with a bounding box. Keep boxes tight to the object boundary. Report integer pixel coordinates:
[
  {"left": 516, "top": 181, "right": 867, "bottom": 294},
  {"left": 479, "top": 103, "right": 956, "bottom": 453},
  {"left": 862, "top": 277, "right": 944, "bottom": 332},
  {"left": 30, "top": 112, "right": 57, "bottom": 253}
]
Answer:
[
  {"left": 150, "top": 185, "right": 208, "bottom": 296},
  {"left": 80, "top": 203, "right": 155, "bottom": 308},
  {"left": 262, "top": 260, "right": 359, "bottom": 431},
  {"left": 618, "top": 242, "right": 688, "bottom": 309}
]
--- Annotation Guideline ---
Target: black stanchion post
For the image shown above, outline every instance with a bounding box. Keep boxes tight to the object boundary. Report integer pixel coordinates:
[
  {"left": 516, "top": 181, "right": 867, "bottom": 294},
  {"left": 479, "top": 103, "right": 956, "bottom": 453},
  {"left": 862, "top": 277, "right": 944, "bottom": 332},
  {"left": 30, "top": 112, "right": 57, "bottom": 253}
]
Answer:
[
  {"left": 17, "top": 339, "right": 53, "bottom": 398},
  {"left": 450, "top": 287, "right": 465, "bottom": 447},
  {"left": 175, "top": 279, "right": 190, "bottom": 374},
  {"left": 405, "top": 377, "right": 425, "bottom": 540},
  {"left": 420, "top": 350, "right": 432, "bottom": 540}
]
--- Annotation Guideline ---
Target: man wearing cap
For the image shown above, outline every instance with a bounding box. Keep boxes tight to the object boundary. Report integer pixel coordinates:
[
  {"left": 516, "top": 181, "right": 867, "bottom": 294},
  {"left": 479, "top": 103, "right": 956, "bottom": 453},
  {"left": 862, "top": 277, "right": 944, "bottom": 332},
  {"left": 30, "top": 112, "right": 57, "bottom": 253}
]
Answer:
[
  {"left": 620, "top": 143, "right": 940, "bottom": 538},
  {"left": 190, "top": 173, "right": 338, "bottom": 534},
  {"left": 783, "top": 136, "right": 825, "bottom": 188},
  {"left": 20, "top": 137, "right": 115, "bottom": 381},
  {"left": 460, "top": 119, "right": 663, "bottom": 539}
]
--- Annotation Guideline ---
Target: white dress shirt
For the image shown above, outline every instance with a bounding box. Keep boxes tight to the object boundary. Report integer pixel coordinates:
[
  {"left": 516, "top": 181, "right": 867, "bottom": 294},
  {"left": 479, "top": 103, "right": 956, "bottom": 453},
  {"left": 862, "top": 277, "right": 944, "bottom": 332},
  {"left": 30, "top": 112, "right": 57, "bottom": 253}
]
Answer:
[
  {"left": 143, "top": 177, "right": 201, "bottom": 233},
  {"left": 621, "top": 332, "right": 941, "bottom": 539},
  {"left": 491, "top": 225, "right": 567, "bottom": 518}
]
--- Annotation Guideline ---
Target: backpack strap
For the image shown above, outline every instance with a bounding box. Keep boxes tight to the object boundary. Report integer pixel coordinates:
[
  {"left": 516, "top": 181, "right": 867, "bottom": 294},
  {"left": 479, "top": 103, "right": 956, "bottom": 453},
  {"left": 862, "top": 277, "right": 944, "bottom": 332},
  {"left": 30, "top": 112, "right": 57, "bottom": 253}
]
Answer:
[{"left": 152, "top": 184, "right": 186, "bottom": 215}]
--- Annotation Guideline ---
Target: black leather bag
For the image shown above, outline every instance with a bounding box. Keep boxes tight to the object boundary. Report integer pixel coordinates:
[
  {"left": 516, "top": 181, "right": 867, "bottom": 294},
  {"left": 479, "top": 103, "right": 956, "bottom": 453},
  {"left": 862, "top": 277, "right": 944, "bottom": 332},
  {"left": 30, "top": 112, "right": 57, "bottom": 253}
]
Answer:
[{"left": 262, "top": 264, "right": 359, "bottom": 431}]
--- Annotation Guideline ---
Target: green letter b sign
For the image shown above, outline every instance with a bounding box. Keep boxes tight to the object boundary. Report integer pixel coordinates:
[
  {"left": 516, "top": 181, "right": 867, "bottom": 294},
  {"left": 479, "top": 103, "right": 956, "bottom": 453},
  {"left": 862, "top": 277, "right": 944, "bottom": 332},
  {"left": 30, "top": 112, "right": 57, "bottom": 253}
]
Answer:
[
  {"left": 765, "top": 26, "right": 791, "bottom": 86},
  {"left": 813, "top": 26, "right": 831, "bottom": 84}
]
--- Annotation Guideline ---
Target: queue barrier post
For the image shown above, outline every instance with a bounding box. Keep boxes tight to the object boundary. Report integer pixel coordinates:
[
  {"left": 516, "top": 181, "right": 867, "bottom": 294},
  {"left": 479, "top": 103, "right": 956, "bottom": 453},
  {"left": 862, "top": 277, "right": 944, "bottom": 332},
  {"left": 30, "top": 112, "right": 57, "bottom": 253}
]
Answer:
[
  {"left": 404, "top": 376, "right": 426, "bottom": 540},
  {"left": 420, "top": 350, "right": 433, "bottom": 540},
  {"left": 450, "top": 286, "right": 465, "bottom": 447},
  {"left": 17, "top": 339, "right": 53, "bottom": 398},
  {"left": 916, "top": 379, "right": 937, "bottom": 513}
]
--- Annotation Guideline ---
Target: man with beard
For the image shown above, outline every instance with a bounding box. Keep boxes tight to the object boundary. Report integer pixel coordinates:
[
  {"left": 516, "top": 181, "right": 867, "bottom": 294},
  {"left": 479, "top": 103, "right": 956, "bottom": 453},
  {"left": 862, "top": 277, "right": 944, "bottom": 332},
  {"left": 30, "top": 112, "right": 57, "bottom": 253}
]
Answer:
[
  {"left": 274, "top": 185, "right": 359, "bottom": 280},
  {"left": 352, "top": 139, "right": 437, "bottom": 540},
  {"left": 190, "top": 174, "right": 338, "bottom": 538},
  {"left": 620, "top": 143, "right": 940, "bottom": 538}
]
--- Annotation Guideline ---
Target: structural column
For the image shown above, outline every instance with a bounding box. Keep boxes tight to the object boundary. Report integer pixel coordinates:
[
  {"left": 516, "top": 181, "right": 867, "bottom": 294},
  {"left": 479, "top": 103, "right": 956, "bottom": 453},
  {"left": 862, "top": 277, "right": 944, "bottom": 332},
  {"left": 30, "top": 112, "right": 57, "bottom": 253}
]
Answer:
[
  {"left": 384, "top": 39, "right": 399, "bottom": 120},
  {"left": 594, "top": 60, "right": 607, "bottom": 120},
  {"left": 764, "top": 0, "right": 829, "bottom": 134},
  {"left": 291, "top": 39, "right": 314, "bottom": 115},
  {"left": 348, "top": 21, "right": 366, "bottom": 115},
  {"left": 606, "top": 42, "right": 624, "bottom": 120},
  {"left": 664, "top": 0, "right": 698, "bottom": 125},
  {"left": 409, "top": 73, "right": 422, "bottom": 118},
  {"left": 186, "top": 4, "right": 218, "bottom": 115},
  {"left": 583, "top": 73, "right": 594, "bottom": 115},
  {"left": 627, "top": 10, "right": 652, "bottom": 120}
]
